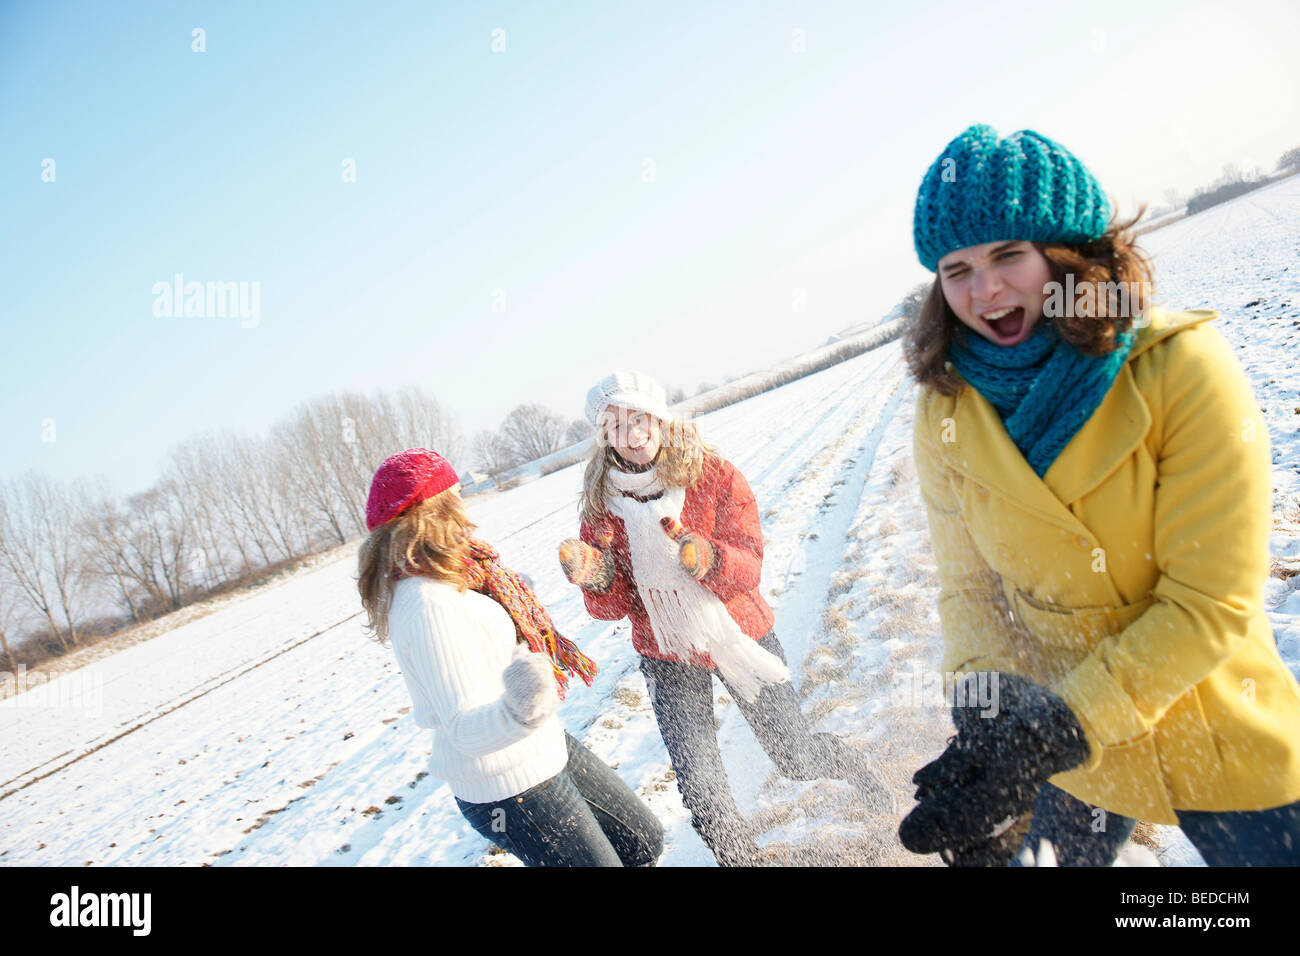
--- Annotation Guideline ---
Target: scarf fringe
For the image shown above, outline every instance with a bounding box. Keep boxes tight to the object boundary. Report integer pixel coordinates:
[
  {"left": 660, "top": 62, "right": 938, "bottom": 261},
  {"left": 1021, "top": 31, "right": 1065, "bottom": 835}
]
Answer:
[{"left": 640, "top": 585, "right": 789, "bottom": 702}]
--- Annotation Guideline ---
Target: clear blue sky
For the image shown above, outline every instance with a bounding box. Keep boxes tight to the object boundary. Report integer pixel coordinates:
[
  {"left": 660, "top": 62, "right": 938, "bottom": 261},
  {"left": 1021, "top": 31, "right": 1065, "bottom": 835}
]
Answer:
[{"left": 3, "top": 0, "right": 1297, "bottom": 495}]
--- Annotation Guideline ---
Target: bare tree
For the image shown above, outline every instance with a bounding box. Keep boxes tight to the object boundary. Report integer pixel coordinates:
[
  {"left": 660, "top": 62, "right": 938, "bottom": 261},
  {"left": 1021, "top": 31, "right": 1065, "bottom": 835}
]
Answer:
[
  {"left": 224, "top": 437, "right": 302, "bottom": 563},
  {"left": 303, "top": 394, "right": 369, "bottom": 537},
  {"left": 898, "top": 281, "right": 931, "bottom": 323},
  {"left": 472, "top": 429, "right": 519, "bottom": 478},
  {"left": 271, "top": 409, "right": 350, "bottom": 546},
  {"left": 1217, "top": 163, "right": 1243, "bottom": 187},
  {"left": 564, "top": 419, "right": 592, "bottom": 446},
  {"left": 159, "top": 474, "right": 224, "bottom": 597},
  {"left": 0, "top": 581, "right": 25, "bottom": 674},
  {"left": 177, "top": 430, "right": 257, "bottom": 575},
  {"left": 96, "top": 486, "right": 184, "bottom": 615},
  {"left": 163, "top": 441, "right": 232, "bottom": 585},
  {"left": 1279, "top": 146, "right": 1300, "bottom": 172},
  {"left": 254, "top": 440, "right": 310, "bottom": 560},
  {"left": 214, "top": 432, "right": 281, "bottom": 566},
  {"left": 302, "top": 390, "right": 395, "bottom": 537},
  {"left": 83, "top": 478, "right": 146, "bottom": 622},
  {"left": 498, "top": 403, "right": 567, "bottom": 464},
  {"left": 0, "top": 476, "right": 82, "bottom": 652},
  {"left": 389, "top": 386, "right": 465, "bottom": 465},
  {"left": 30, "top": 475, "right": 85, "bottom": 647}
]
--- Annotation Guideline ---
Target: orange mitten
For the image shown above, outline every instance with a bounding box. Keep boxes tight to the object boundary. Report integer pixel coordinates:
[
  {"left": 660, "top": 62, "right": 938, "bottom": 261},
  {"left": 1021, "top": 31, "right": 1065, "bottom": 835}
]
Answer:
[
  {"left": 558, "top": 538, "right": 615, "bottom": 593},
  {"left": 659, "top": 517, "right": 715, "bottom": 581}
]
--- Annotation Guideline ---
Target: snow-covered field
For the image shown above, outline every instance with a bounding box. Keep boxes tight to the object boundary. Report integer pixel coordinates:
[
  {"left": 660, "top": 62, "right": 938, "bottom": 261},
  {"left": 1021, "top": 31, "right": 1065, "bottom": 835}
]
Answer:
[{"left": 2, "top": 177, "right": 1297, "bottom": 867}]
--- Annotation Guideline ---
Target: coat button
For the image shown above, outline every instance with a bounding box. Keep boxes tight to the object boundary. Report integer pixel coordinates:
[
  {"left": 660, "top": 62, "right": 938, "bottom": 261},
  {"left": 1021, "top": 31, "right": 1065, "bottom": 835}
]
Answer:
[
  {"left": 516, "top": 797, "right": 524, "bottom": 803},
  {"left": 997, "top": 543, "right": 1014, "bottom": 562},
  {"left": 1075, "top": 535, "right": 1091, "bottom": 550}
]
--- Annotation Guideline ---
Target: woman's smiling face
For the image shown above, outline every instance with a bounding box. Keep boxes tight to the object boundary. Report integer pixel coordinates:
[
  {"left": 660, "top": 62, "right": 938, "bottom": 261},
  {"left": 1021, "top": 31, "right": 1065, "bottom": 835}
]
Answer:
[
  {"left": 937, "top": 239, "right": 1054, "bottom": 347},
  {"left": 601, "top": 404, "right": 661, "bottom": 465}
]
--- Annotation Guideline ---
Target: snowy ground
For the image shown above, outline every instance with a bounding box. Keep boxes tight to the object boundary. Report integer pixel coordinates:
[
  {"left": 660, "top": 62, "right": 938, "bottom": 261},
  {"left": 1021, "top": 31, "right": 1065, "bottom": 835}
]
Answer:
[
  {"left": 2, "top": 177, "right": 1297, "bottom": 867},
  {"left": 1144, "top": 173, "right": 1300, "bottom": 661}
]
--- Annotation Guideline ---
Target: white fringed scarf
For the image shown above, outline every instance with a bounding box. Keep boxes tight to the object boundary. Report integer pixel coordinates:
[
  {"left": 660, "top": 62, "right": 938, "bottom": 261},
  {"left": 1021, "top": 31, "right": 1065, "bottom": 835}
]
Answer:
[{"left": 605, "top": 466, "right": 790, "bottom": 702}]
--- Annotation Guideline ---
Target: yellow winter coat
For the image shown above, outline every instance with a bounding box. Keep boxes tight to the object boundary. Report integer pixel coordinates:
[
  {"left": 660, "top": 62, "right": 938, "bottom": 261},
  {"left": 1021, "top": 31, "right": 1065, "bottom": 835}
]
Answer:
[{"left": 914, "top": 308, "right": 1300, "bottom": 824}]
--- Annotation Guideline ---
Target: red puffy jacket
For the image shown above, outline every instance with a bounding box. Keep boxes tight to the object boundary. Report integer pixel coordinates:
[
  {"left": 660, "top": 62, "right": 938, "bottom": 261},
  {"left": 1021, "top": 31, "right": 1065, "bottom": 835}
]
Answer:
[{"left": 578, "top": 455, "right": 774, "bottom": 665}]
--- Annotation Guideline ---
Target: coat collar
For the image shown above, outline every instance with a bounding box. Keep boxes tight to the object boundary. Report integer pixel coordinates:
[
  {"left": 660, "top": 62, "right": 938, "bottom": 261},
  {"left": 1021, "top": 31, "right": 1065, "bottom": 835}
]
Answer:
[
  {"left": 1129, "top": 307, "right": 1217, "bottom": 360},
  {"left": 943, "top": 309, "right": 1218, "bottom": 525}
]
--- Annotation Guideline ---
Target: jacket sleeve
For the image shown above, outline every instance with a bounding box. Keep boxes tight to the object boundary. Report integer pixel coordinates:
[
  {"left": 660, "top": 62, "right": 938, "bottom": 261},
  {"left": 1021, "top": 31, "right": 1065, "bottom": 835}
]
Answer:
[
  {"left": 578, "top": 516, "right": 635, "bottom": 621},
  {"left": 1050, "top": 325, "right": 1275, "bottom": 768},
  {"left": 398, "top": 598, "right": 536, "bottom": 758},
  {"left": 699, "top": 460, "right": 764, "bottom": 603},
  {"left": 913, "top": 394, "right": 1026, "bottom": 678}
]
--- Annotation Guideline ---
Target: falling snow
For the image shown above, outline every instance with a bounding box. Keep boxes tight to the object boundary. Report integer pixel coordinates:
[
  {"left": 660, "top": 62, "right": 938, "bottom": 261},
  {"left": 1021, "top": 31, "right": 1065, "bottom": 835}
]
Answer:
[{"left": 1, "top": 178, "right": 1297, "bottom": 867}]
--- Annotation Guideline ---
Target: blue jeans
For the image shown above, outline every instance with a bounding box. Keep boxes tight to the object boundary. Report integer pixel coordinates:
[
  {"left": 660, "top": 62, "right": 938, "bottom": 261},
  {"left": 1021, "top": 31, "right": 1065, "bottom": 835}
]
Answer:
[
  {"left": 1012, "top": 782, "right": 1300, "bottom": 866},
  {"left": 639, "top": 631, "right": 852, "bottom": 865},
  {"left": 455, "top": 732, "right": 663, "bottom": 867}
]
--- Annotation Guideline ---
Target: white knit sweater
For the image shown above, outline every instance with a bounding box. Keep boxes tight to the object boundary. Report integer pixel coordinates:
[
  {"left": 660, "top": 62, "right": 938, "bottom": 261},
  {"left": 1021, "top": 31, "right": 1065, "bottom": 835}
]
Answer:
[{"left": 387, "top": 575, "right": 567, "bottom": 804}]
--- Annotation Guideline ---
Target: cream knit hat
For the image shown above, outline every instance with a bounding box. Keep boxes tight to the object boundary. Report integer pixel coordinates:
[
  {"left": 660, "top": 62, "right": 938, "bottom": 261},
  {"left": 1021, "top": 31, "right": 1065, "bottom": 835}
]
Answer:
[{"left": 585, "top": 371, "right": 672, "bottom": 426}]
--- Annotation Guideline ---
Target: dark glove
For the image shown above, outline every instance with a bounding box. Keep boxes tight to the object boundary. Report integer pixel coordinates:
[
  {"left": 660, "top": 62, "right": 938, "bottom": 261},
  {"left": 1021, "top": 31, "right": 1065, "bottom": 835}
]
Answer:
[{"left": 898, "top": 673, "right": 1091, "bottom": 866}]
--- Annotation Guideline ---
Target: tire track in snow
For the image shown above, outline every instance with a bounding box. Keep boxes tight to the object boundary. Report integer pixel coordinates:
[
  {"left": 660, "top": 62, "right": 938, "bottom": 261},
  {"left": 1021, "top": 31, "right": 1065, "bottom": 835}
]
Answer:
[
  {"left": 704, "top": 363, "right": 911, "bottom": 859},
  {"left": 768, "top": 372, "right": 909, "bottom": 663},
  {"left": 748, "top": 386, "right": 950, "bottom": 865},
  {"left": 721, "top": 346, "right": 900, "bottom": 496},
  {"left": 0, "top": 614, "right": 363, "bottom": 802}
]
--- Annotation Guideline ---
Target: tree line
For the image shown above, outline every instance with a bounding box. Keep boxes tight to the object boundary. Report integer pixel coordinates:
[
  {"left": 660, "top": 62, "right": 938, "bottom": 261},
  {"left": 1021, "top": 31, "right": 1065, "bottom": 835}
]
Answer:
[
  {"left": 0, "top": 387, "right": 461, "bottom": 671},
  {"left": 1149, "top": 145, "right": 1300, "bottom": 220}
]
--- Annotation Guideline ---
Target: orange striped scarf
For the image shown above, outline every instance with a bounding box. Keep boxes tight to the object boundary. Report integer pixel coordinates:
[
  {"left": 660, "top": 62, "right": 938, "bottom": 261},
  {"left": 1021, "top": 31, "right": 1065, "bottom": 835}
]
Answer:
[{"left": 394, "top": 539, "right": 598, "bottom": 699}]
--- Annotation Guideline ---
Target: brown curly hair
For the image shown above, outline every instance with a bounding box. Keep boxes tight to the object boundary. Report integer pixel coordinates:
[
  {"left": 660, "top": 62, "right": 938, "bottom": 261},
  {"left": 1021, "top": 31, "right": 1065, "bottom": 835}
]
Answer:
[{"left": 903, "top": 212, "right": 1154, "bottom": 396}]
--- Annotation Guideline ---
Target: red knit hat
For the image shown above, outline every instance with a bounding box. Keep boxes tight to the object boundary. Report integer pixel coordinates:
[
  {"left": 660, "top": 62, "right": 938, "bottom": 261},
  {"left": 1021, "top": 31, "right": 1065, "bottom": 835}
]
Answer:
[{"left": 365, "top": 448, "right": 460, "bottom": 531}]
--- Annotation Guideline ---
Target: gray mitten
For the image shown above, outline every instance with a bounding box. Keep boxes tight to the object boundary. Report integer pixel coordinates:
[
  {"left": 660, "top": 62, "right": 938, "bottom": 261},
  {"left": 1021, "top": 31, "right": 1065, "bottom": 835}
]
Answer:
[{"left": 502, "top": 645, "right": 559, "bottom": 729}]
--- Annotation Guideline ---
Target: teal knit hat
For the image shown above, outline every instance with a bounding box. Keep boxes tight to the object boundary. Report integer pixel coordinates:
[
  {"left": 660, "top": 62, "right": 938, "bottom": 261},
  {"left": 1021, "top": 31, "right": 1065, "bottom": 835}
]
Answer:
[{"left": 913, "top": 125, "right": 1111, "bottom": 272}]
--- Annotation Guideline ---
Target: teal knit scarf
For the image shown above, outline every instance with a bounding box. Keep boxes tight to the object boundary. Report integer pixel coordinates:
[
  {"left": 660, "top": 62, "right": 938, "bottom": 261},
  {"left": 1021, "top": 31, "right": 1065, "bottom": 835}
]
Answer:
[{"left": 947, "top": 322, "right": 1136, "bottom": 477}]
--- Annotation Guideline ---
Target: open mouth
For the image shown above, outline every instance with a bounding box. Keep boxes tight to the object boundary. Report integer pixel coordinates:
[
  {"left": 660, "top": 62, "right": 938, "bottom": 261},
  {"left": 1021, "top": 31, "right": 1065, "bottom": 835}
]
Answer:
[{"left": 981, "top": 306, "right": 1026, "bottom": 342}]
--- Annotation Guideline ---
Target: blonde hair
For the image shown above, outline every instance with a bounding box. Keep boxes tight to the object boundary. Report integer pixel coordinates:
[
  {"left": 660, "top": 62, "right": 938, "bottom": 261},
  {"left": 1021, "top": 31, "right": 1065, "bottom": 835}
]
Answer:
[
  {"left": 357, "top": 489, "right": 475, "bottom": 643},
  {"left": 579, "top": 415, "right": 716, "bottom": 523}
]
